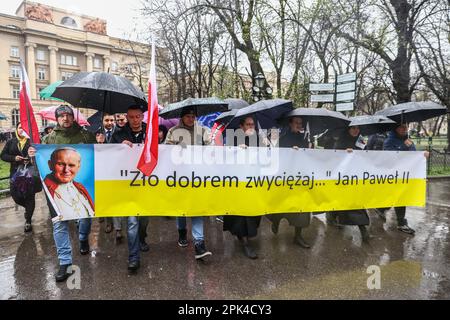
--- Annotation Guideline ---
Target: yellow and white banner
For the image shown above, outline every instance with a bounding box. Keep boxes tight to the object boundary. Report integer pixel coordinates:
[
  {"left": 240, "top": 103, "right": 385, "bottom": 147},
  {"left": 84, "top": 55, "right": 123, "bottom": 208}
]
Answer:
[
  {"left": 96, "top": 144, "right": 426, "bottom": 217},
  {"left": 35, "top": 144, "right": 426, "bottom": 221}
]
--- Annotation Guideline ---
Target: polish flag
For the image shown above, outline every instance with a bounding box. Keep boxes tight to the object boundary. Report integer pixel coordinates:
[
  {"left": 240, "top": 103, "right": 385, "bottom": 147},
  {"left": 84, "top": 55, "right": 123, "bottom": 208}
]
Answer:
[
  {"left": 19, "top": 60, "right": 40, "bottom": 143},
  {"left": 137, "top": 38, "right": 159, "bottom": 176}
]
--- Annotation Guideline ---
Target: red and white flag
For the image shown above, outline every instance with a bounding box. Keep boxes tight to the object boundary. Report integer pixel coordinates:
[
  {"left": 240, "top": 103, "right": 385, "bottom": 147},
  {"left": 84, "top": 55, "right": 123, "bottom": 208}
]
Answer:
[
  {"left": 137, "top": 38, "right": 159, "bottom": 176},
  {"left": 19, "top": 60, "right": 40, "bottom": 143}
]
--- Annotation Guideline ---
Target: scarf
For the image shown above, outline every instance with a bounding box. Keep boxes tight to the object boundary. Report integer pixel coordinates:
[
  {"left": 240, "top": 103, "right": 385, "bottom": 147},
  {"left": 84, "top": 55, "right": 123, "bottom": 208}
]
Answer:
[{"left": 15, "top": 129, "right": 27, "bottom": 151}]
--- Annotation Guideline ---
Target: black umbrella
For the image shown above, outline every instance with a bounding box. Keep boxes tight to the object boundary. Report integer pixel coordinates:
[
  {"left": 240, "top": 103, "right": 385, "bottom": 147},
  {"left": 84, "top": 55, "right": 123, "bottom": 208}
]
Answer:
[
  {"left": 224, "top": 98, "right": 249, "bottom": 110},
  {"left": 215, "top": 109, "right": 238, "bottom": 124},
  {"left": 159, "top": 97, "right": 228, "bottom": 119},
  {"left": 349, "top": 115, "right": 397, "bottom": 136},
  {"left": 279, "top": 108, "right": 350, "bottom": 136},
  {"left": 51, "top": 72, "right": 147, "bottom": 114},
  {"left": 213, "top": 99, "right": 249, "bottom": 125},
  {"left": 375, "top": 101, "right": 448, "bottom": 123},
  {"left": 86, "top": 111, "right": 102, "bottom": 133},
  {"left": 228, "top": 99, "right": 293, "bottom": 129}
]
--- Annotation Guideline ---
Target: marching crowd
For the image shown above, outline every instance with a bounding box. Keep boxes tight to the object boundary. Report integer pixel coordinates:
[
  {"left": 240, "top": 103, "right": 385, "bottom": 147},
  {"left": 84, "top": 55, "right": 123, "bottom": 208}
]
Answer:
[{"left": 1, "top": 103, "right": 427, "bottom": 282}]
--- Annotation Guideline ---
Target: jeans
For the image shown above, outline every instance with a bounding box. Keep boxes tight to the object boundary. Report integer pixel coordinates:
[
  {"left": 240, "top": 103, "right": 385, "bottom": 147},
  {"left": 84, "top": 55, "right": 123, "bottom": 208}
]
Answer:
[
  {"left": 176, "top": 217, "right": 204, "bottom": 244},
  {"left": 127, "top": 217, "right": 140, "bottom": 262},
  {"left": 53, "top": 218, "right": 91, "bottom": 266}
]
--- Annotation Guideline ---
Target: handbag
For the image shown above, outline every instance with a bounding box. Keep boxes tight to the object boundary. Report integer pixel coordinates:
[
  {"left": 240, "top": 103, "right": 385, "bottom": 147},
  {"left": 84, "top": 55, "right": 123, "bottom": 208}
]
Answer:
[{"left": 10, "top": 162, "right": 42, "bottom": 205}]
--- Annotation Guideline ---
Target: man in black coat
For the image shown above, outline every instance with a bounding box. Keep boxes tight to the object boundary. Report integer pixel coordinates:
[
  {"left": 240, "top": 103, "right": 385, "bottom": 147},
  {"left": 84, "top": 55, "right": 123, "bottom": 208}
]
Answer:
[{"left": 110, "top": 105, "right": 148, "bottom": 273}]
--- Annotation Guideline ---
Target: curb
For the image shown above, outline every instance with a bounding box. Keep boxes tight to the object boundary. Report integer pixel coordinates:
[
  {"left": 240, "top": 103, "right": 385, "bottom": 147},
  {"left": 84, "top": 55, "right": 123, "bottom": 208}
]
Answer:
[{"left": 427, "top": 175, "right": 450, "bottom": 180}]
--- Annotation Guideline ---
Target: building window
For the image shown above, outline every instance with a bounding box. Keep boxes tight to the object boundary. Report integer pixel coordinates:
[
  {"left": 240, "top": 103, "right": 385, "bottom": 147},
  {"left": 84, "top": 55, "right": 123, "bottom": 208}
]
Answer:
[
  {"left": 61, "top": 17, "right": 77, "bottom": 28},
  {"left": 36, "top": 49, "right": 45, "bottom": 61},
  {"left": 60, "top": 54, "right": 78, "bottom": 66},
  {"left": 111, "top": 62, "right": 118, "bottom": 72},
  {"left": 41, "top": 117, "right": 48, "bottom": 127},
  {"left": 10, "top": 46, "right": 19, "bottom": 58},
  {"left": 125, "top": 64, "right": 133, "bottom": 73},
  {"left": 61, "top": 71, "right": 74, "bottom": 81},
  {"left": 11, "top": 85, "right": 20, "bottom": 99},
  {"left": 10, "top": 65, "right": 20, "bottom": 78},
  {"left": 38, "top": 68, "right": 46, "bottom": 80},
  {"left": 11, "top": 109, "right": 20, "bottom": 127},
  {"left": 94, "top": 58, "right": 102, "bottom": 69}
]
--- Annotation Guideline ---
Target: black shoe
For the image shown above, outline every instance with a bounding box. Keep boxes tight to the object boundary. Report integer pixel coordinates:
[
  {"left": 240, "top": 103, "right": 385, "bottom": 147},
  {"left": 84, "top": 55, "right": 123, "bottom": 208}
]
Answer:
[
  {"left": 398, "top": 224, "right": 415, "bottom": 235},
  {"left": 178, "top": 229, "right": 188, "bottom": 247},
  {"left": 194, "top": 241, "right": 212, "bottom": 260},
  {"left": 128, "top": 260, "right": 140, "bottom": 272},
  {"left": 24, "top": 223, "right": 32, "bottom": 233},
  {"left": 55, "top": 264, "right": 72, "bottom": 282},
  {"left": 271, "top": 220, "right": 280, "bottom": 235},
  {"left": 243, "top": 244, "right": 258, "bottom": 259},
  {"left": 140, "top": 241, "right": 150, "bottom": 252},
  {"left": 79, "top": 240, "right": 90, "bottom": 255}
]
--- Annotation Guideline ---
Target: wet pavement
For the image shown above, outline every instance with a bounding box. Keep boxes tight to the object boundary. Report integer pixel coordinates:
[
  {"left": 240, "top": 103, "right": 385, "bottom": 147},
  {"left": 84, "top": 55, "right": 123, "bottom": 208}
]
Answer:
[{"left": 0, "top": 179, "right": 449, "bottom": 300}]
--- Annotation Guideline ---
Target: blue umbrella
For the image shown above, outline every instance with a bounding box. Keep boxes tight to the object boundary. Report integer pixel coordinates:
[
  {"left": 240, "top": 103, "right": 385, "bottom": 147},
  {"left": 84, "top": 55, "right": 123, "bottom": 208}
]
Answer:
[{"left": 197, "top": 112, "right": 221, "bottom": 128}]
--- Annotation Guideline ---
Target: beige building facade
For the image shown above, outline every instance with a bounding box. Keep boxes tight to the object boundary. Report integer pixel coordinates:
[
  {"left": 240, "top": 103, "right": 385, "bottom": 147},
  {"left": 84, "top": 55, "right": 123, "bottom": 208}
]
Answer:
[{"left": 0, "top": 1, "right": 153, "bottom": 132}]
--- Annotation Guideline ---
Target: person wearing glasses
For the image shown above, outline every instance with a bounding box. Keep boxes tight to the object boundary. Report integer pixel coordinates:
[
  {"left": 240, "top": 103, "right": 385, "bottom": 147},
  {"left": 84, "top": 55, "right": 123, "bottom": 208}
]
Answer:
[{"left": 115, "top": 113, "right": 128, "bottom": 129}]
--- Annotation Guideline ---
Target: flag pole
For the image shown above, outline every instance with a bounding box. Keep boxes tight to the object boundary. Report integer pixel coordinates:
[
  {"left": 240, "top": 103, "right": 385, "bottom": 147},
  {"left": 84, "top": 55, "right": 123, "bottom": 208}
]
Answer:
[{"left": 21, "top": 59, "right": 35, "bottom": 144}]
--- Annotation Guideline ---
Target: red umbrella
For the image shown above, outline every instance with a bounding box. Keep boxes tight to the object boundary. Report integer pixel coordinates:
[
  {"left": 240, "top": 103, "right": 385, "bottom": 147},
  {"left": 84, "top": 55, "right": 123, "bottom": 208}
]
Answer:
[{"left": 37, "top": 105, "right": 89, "bottom": 126}]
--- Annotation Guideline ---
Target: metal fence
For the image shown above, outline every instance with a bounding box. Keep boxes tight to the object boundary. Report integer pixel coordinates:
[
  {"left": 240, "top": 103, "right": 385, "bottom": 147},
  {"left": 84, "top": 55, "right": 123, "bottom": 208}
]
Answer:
[
  {"left": 0, "top": 176, "right": 9, "bottom": 195},
  {"left": 428, "top": 148, "right": 450, "bottom": 176}
]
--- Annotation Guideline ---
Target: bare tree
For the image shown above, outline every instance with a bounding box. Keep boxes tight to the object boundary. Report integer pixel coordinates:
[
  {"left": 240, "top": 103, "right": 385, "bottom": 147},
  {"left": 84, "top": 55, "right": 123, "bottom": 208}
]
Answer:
[{"left": 333, "top": 0, "right": 435, "bottom": 103}]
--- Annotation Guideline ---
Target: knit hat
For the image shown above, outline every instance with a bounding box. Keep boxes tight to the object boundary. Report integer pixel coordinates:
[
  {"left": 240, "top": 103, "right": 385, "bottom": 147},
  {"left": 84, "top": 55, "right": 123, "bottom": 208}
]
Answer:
[
  {"left": 55, "top": 105, "right": 74, "bottom": 118},
  {"left": 180, "top": 107, "right": 196, "bottom": 118}
]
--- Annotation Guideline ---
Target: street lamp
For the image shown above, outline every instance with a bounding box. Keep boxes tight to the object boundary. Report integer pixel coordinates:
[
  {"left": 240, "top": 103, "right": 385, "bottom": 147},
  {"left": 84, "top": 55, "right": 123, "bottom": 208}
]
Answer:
[
  {"left": 253, "top": 72, "right": 272, "bottom": 101},
  {"left": 255, "top": 72, "right": 265, "bottom": 89}
]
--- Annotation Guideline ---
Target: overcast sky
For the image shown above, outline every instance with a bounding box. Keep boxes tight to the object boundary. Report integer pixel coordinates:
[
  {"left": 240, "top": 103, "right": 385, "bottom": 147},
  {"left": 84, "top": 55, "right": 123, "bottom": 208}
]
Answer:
[{"left": 2, "top": 0, "right": 147, "bottom": 40}]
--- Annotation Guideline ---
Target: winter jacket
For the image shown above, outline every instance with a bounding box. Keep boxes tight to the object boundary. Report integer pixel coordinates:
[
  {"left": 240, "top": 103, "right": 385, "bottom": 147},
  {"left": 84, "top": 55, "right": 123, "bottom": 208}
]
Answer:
[
  {"left": 383, "top": 131, "right": 416, "bottom": 151},
  {"left": 1, "top": 136, "right": 32, "bottom": 177},
  {"left": 165, "top": 121, "right": 211, "bottom": 146},
  {"left": 42, "top": 122, "right": 96, "bottom": 144},
  {"left": 110, "top": 122, "right": 147, "bottom": 144}
]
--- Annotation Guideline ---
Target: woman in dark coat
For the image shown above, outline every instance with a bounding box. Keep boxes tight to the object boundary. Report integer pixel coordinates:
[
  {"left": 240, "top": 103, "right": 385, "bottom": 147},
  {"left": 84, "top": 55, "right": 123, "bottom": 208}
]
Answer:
[
  {"left": 381, "top": 124, "right": 417, "bottom": 234},
  {"left": 330, "top": 125, "right": 371, "bottom": 242},
  {"left": 223, "top": 116, "right": 262, "bottom": 259},
  {"left": 266, "top": 116, "right": 312, "bottom": 248},
  {"left": 0, "top": 123, "right": 38, "bottom": 232}
]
